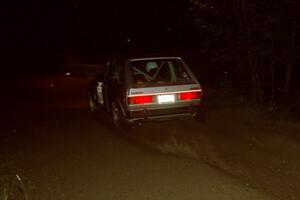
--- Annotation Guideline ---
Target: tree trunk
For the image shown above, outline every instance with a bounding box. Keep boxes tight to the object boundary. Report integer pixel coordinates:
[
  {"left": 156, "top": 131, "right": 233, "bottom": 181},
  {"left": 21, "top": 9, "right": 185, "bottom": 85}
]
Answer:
[
  {"left": 283, "top": 22, "right": 296, "bottom": 98},
  {"left": 270, "top": 31, "right": 276, "bottom": 103},
  {"left": 256, "top": 73, "right": 263, "bottom": 103},
  {"left": 238, "top": 0, "right": 246, "bottom": 32},
  {"left": 284, "top": 62, "right": 293, "bottom": 98},
  {"left": 249, "top": 51, "right": 258, "bottom": 102},
  {"left": 271, "top": 59, "right": 275, "bottom": 102},
  {"left": 253, "top": 55, "right": 263, "bottom": 103}
]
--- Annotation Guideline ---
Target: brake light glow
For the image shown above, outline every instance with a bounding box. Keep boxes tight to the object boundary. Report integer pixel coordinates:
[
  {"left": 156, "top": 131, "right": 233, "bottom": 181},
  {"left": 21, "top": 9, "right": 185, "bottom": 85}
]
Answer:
[
  {"left": 179, "top": 91, "right": 202, "bottom": 100},
  {"left": 128, "top": 95, "right": 154, "bottom": 104}
]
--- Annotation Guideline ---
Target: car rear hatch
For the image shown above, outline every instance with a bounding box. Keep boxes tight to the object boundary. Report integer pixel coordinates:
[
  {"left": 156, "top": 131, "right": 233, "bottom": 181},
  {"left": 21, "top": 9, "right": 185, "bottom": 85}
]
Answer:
[
  {"left": 126, "top": 57, "right": 202, "bottom": 119},
  {"left": 127, "top": 83, "right": 202, "bottom": 111}
]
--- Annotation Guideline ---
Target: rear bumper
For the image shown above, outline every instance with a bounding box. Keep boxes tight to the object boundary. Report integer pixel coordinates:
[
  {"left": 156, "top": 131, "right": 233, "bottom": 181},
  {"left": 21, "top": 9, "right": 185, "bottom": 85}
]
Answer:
[{"left": 126, "top": 105, "right": 200, "bottom": 122}]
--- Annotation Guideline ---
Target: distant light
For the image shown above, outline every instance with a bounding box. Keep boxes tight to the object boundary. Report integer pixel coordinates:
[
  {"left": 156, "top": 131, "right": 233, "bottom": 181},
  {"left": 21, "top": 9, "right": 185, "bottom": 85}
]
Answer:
[
  {"left": 65, "top": 72, "right": 71, "bottom": 76},
  {"left": 126, "top": 38, "right": 131, "bottom": 43}
]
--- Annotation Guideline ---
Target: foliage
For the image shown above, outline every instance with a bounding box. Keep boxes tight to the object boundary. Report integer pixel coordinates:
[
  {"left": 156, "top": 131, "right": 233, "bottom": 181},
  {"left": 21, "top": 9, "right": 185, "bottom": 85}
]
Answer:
[{"left": 187, "top": 0, "right": 299, "bottom": 105}]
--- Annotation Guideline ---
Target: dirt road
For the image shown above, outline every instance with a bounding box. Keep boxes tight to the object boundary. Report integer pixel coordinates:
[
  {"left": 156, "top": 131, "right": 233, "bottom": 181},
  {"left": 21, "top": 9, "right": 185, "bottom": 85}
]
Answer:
[{"left": 0, "top": 73, "right": 273, "bottom": 199}]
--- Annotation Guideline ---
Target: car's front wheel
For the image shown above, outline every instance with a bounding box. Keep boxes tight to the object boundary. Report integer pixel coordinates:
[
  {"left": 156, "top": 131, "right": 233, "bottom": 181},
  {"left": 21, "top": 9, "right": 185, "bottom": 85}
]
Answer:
[{"left": 88, "top": 91, "right": 97, "bottom": 112}]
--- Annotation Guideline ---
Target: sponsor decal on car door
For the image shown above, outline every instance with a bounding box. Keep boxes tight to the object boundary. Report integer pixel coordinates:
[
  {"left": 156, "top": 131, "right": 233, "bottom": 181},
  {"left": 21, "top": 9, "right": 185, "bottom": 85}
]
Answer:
[{"left": 96, "top": 82, "right": 104, "bottom": 104}]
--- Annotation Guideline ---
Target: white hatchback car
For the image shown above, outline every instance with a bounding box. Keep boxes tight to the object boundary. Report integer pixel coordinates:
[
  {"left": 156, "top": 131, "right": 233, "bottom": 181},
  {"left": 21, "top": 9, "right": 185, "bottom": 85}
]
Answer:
[{"left": 89, "top": 57, "right": 203, "bottom": 127}]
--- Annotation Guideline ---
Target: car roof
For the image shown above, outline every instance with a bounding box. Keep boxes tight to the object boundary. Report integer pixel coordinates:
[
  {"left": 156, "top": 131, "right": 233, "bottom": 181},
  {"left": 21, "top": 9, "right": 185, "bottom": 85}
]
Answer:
[
  {"left": 106, "top": 52, "right": 184, "bottom": 63},
  {"left": 128, "top": 57, "right": 183, "bottom": 62}
]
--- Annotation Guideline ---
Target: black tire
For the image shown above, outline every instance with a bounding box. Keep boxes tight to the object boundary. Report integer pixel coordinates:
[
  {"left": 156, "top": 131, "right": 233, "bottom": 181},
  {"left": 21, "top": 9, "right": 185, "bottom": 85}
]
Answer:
[
  {"left": 88, "top": 91, "right": 97, "bottom": 112},
  {"left": 111, "top": 102, "right": 123, "bottom": 127},
  {"left": 111, "top": 102, "right": 139, "bottom": 131}
]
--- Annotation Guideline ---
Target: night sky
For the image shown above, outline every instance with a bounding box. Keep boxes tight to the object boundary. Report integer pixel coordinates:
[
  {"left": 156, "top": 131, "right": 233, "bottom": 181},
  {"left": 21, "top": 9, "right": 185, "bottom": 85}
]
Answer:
[
  {"left": 4, "top": 0, "right": 299, "bottom": 92},
  {"left": 4, "top": 0, "right": 192, "bottom": 68},
  {"left": 3, "top": 0, "right": 197, "bottom": 71}
]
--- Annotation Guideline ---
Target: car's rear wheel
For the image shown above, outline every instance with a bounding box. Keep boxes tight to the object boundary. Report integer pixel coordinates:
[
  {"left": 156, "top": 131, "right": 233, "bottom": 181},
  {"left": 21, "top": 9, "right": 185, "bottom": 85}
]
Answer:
[
  {"left": 111, "top": 102, "right": 123, "bottom": 127},
  {"left": 111, "top": 102, "right": 139, "bottom": 131}
]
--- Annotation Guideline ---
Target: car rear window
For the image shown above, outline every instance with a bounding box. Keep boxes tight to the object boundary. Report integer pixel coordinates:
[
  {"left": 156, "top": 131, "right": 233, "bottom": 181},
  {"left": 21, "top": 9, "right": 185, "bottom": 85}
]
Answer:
[{"left": 129, "top": 59, "right": 191, "bottom": 86}]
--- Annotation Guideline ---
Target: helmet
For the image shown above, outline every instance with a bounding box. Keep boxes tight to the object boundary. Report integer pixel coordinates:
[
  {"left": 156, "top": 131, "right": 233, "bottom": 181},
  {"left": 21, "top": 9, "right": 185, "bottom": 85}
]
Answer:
[{"left": 146, "top": 62, "right": 158, "bottom": 73}]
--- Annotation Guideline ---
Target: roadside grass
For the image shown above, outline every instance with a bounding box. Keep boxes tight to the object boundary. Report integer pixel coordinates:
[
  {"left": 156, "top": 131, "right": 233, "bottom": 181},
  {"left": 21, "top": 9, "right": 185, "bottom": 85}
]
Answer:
[
  {"left": 0, "top": 189, "right": 8, "bottom": 200},
  {"left": 0, "top": 165, "right": 29, "bottom": 200}
]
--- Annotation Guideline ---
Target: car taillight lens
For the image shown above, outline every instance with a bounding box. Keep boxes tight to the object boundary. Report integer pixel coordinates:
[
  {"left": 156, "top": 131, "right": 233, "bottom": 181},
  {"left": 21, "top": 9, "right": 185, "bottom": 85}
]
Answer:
[
  {"left": 179, "top": 91, "right": 202, "bottom": 100},
  {"left": 128, "top": 95, "right": 154, "bottom": 104}
]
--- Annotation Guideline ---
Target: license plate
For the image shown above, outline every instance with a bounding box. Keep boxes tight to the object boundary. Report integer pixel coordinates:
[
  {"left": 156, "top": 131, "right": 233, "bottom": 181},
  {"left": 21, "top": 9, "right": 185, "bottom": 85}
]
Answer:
[{"left": 158, "top": 94, "right": 175, "bottom": 104}]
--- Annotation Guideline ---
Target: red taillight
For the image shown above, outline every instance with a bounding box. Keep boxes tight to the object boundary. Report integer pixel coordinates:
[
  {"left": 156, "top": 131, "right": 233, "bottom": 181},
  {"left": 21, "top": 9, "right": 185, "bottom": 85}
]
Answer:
[
  {"left": 128, "top": 95, "right": 154, "bottom": 104},
  {"left": 179, "top": 91, "right": 202, "bottom": 100}
]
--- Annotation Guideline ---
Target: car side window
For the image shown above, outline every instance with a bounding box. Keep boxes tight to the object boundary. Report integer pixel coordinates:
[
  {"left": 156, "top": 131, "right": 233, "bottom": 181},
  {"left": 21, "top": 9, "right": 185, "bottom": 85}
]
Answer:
[
  {"left": 118, "top": 62, "right": 125, "bottom": 83},
  {"left": 100, "top": 66, "right": 109, "bottom": 82}
]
